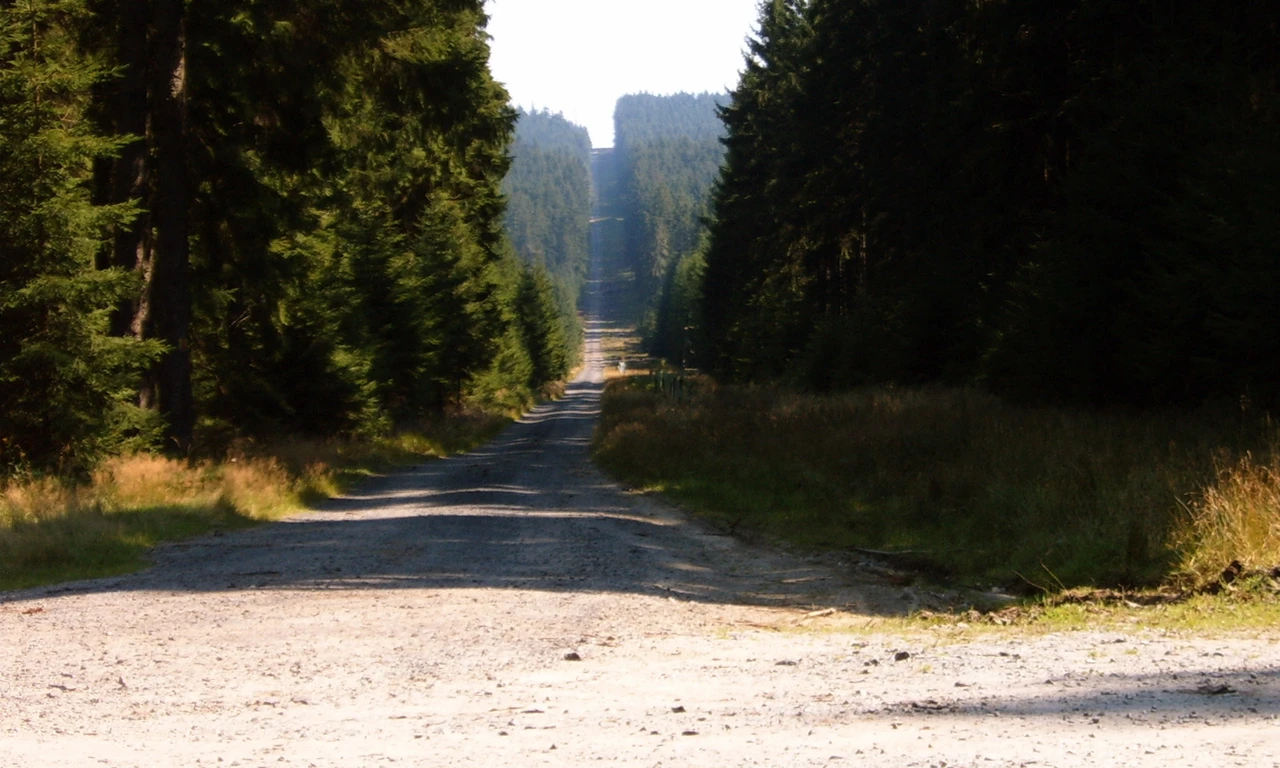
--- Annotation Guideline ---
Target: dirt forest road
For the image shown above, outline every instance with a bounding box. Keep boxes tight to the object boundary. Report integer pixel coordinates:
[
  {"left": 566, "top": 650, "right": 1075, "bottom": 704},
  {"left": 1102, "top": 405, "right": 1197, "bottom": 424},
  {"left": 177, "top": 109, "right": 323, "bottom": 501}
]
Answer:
[{"left": 4, "top": 252, "right": 1280, "bottom": 767}]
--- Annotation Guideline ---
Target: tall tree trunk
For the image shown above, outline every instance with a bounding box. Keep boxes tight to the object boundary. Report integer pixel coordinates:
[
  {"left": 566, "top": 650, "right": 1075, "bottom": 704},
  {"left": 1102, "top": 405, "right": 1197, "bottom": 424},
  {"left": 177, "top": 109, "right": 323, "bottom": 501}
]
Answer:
[
  {"left": 110, "top": 0, "right": 151, "bottom": 338},
  {"left": 146, "top": 0, "right": 192, "bottom": 452}
]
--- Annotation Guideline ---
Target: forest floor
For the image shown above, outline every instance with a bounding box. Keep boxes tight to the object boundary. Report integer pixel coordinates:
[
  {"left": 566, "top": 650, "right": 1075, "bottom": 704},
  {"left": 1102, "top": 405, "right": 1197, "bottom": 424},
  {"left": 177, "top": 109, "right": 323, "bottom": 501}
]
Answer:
[{"left": 3, "top": 252, "right": 1280, "bottom": 768}]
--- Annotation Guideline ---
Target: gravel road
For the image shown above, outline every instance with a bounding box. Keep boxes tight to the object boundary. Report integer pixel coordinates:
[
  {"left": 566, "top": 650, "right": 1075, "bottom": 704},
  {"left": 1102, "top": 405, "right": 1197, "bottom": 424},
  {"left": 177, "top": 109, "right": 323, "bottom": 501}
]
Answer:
[{"left": 3, "top": 260, "right": 1279, "bottom": 767}]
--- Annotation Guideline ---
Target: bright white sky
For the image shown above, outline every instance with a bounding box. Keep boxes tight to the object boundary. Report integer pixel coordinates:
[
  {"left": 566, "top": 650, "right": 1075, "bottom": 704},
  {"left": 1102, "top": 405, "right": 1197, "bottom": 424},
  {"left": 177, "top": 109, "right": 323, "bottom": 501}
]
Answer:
[{"left": 485, "top": 0, "right": 762, "bottom": 148}]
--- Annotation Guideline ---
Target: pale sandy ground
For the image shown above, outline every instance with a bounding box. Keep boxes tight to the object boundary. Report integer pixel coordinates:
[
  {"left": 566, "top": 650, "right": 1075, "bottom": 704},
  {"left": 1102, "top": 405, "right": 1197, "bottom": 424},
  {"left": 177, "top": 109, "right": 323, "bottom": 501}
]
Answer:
[{"left": 3, "top": 258, "right": 1279, "bottom": 768}]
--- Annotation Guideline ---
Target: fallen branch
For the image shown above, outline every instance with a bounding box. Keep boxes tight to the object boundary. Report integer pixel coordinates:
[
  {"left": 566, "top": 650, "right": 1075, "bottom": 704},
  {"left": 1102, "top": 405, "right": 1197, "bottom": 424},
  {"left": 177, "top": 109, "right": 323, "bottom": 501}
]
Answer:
[{"left": 846, "top": 547, "right": 983, "bottom": 559}]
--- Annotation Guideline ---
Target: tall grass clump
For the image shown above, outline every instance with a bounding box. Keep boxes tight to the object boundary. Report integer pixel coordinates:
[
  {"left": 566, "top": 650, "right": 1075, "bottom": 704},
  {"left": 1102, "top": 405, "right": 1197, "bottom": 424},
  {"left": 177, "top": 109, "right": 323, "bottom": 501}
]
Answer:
[
  {"left": 0, "top": 455, "right": 273, "bottom": 590},
  {"left": 1175, "top": 454, "right": 1280, "bottom": 587},
  {"left": 0, "top": 413, "right": 510, "bottom": 591},
  {"left": 595, "top": 377, "right": 1278, "bottom": 591}
]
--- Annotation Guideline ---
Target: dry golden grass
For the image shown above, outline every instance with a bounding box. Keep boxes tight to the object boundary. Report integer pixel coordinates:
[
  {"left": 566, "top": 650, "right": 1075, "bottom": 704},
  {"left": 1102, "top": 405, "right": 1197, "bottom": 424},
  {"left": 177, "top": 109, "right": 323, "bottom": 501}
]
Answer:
[
  {"left": 0, "top": 454, "right": 313, "bottom": 590},
  {"left": 94, "top": 454, "right": 298, "bottom": 520},
  {"left": 0, "top": 476, "right": 77, "bottom": 527},
  {"left": 1175, "top": 453, "right": 1280, "bottom": 585},
  {"left": 0, "top": 413, "right": 511, "bottom": 591},
  {"left": 595, "top": 378, "right": 1280, "bottom": 593}
]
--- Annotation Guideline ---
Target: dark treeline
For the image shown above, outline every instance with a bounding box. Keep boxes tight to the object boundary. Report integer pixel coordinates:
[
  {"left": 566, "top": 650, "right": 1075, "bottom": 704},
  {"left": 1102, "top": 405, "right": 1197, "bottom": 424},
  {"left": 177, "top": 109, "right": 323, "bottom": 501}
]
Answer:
[
  {"left": 502, "top": 108, "right": 593, "bottom": 373},
  {"left": 612, "top": 93, "right": 725, "bottom": 363},
  {"left": 0, "top": 0, "right": 568, "bottom": 476},
  {"left": 701, "top": 0, "right": 1280, "bottom": 407}
]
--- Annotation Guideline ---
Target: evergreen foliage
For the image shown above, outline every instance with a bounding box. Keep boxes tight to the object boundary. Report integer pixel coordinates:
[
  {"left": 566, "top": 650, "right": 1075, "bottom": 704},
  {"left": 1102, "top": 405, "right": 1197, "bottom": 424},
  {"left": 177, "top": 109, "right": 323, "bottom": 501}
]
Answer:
[
  {"left": 501, "top": 108, "right": 592, "bottom": 370},
  {"left": 0, "top": 0, "right": 574, "bottom": 476},
  {"left": 0, "top": 0, "right": 159, "bottom": 474},
  {"left": 611, "top": 92, "right": 725, "bottom": 362},
  {"left": 701, "top": 0, "right": 1280, "bottom": 407},
  {"left": 614, "top": 92, "right": 725, "bottom": 146}
]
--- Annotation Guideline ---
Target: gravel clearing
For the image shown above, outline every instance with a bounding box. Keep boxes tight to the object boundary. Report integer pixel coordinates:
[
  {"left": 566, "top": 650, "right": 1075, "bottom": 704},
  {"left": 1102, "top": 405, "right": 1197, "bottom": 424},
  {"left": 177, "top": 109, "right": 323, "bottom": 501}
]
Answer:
[{"left": 3, "top": 268, "right": 1279, "bottom": 767}]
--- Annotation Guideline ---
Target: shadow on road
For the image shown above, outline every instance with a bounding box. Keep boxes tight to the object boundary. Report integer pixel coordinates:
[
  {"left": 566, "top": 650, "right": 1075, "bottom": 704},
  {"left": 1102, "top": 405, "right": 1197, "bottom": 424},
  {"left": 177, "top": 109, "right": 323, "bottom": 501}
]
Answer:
[
  {"left": 871, "top": 666, "right": 1280, "bottom": 722},
  {"left": 10, "top": 368, "right": 911, "bottom": 615}
]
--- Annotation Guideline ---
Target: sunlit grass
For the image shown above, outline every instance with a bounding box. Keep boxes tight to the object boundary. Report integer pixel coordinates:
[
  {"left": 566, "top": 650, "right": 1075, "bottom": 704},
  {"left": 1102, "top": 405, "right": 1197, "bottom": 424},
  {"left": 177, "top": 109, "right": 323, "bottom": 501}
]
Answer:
[
  {"left": 0, "top": 456, "right": 272, "bottom": 591},
  {"left": 1174, "top": 453, "right": 1280, "bottom": 586},
  {"left": 892, "top": 585, "right": 1280, "bottom": 636},
  {"left": 594, "top": 378, "right": 1280, "bottom": 595},
  {"left": 0, "top": 412, "right": 510, "bottom": 591},
  {"left": 1033, "top": 591, "right": 1280, "bottom": 633},
  {"left": 784, "top": 592, "right": 1280, "bottom": 639}
]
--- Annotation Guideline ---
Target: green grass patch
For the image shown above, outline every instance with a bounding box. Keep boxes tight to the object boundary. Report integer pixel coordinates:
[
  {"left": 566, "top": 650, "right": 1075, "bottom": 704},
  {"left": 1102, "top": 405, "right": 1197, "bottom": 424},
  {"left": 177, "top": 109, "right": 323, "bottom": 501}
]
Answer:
[
  {"left": 594, "top": 378, "right": 1280, "bottom": 594},
  {"left": 903, "top": 580, "right": 1280, "bottom": 635},
  {"left": 1, "top": 411, "right": 510, "bottom": 592},
  {"left": 1034, "top": 591, "right": 1280, "bottom": 633}
]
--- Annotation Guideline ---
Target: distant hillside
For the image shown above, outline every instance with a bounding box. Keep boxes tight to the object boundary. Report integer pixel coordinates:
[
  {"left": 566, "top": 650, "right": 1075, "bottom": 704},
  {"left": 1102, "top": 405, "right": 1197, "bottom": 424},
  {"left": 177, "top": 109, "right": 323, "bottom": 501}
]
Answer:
[{"left": 611, "top": 93, "right": 726, "bottom": 364}]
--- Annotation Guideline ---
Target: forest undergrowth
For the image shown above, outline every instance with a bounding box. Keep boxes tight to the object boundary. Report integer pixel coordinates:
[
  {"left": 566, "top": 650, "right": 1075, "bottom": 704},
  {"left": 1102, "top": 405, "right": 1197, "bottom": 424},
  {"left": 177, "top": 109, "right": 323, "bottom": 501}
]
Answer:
[
  {"left": 0, "top": 412, "right": 509, "bottom": 591},
  {"left": 594, "top": 376, "right": 1280, "bottom": 599}
]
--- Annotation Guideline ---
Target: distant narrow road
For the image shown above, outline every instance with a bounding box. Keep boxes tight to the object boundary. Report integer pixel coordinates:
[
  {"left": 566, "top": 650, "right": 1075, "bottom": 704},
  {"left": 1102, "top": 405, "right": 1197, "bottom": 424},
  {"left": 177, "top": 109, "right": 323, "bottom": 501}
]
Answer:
[{"left": 3, "top": 229, "right": 1278, "bottom": 767}]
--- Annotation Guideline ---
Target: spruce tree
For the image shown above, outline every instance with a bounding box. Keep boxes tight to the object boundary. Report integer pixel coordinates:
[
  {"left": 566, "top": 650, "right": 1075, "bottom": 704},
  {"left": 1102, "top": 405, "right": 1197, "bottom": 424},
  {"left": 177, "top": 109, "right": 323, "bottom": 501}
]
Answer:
[
  {"left": 502, "top": 108, "right": 591, "bottom": 369},
  {"left": 0, "top": 0, "right": 158, "bottom": 474},
  {"left": 700, "top": 0, "right": 810, "bottom": 379}
]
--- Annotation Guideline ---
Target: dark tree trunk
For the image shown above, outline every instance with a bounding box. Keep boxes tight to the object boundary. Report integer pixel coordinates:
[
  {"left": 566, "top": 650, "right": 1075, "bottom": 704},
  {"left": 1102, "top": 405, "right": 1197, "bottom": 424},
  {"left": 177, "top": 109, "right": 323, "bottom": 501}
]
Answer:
[
  {"left": 110, "top": 0, "right": 151, "bottom": 338},
  {"left": 145, "top": 0, "right": 193, "bottom": 452}
]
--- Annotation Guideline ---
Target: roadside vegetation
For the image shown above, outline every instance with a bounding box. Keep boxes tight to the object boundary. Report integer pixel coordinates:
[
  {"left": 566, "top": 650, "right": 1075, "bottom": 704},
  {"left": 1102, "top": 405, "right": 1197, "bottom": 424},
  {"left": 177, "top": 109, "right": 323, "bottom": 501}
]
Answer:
[
  {"left": 592, "top": 1, "right": 1280, "bottom": 626},
  {"left": 0, "top": 414, "right": 508, "bottom": 591},
  {"left": 0, "top": 5, "right": 593, "bottom": 593},
  {"left": 594, "top": 376, "right": 1280, "bottom": 597}
]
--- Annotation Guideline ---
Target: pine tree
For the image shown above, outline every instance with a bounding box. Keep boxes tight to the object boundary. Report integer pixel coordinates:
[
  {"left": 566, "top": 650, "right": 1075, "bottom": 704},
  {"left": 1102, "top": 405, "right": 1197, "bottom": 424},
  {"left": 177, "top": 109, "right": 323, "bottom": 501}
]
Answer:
[
  {"left": 4, "top": 0, "right": 572, "bottom": 467},
  {"left": 699, "top": 0, "right": 1280, "bottom": 408},
  {"left": 610, "top": 92, "right": 725, "bottom": 356},
  {"left": 502, "top": 108, "right": 592, "bottom": 366},
  {"left": 0, "top": 0, "right": 159, "bottom": 474},
  {"left": 700, "top": 0, "right": 811, "bottom": 379}
]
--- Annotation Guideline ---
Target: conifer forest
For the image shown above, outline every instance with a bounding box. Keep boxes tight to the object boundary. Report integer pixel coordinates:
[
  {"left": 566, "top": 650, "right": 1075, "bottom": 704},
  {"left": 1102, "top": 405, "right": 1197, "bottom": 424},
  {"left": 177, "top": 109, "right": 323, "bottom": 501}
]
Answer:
[
  {"left": 0, "top": 0, "right": 580, "bottom": 475},
  {"left": 697, "top": 0, "right": 1280, "bottom": 406},
  {"left": 4, "top": 0, "right": 1280, "bottom": 482}
]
